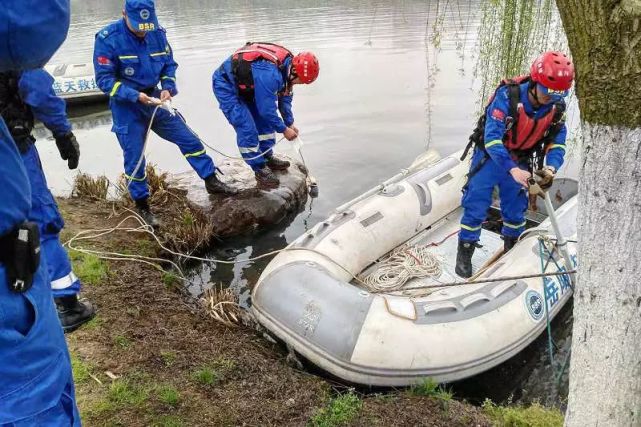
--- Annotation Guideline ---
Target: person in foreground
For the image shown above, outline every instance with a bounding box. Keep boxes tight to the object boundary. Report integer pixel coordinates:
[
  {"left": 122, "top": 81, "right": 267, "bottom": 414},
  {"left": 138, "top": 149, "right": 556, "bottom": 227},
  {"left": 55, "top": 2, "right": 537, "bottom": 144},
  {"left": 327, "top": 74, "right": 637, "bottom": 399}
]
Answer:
[
  {"left": 0, "top": 0, "right": 81, "bottom": 424},
  {"left": 0, "top": 68, "right": 96, "bottom": 332}
]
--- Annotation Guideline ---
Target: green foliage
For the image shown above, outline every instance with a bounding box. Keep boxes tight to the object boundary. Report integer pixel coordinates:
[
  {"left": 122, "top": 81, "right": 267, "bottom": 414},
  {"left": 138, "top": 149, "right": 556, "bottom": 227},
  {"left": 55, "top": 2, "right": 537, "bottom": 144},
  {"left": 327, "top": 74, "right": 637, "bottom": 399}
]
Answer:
[
  {"left": 69, "top": 250, "right": 109, "bottom": 286},
  {"left": 483, "top": 399, "right": 564, "bottom": 427},
  {"left": 82, "top": 316, "right": 103, "bottom": 330},
  {"left": 162, "top": 272, "right": 179, "bottom": 289},
  {"left": 191, "top": 358, "right": 236, "bottom": 386},
  {"left": 71, "top": 353, "right": 92, "bottom": 384},
  {"left": 157, "top": 385, "right": 180, "bottom": 407},
  {"left": 107, "top": 380, "right": 148, "bottom": 407},
  {"left": 409, "top": 378, "right": 453, "bottom": 401},
  {"left": 182, "top": 211, "right": 194, "bottom": 226},
  {"left": 475, "top": 0, "right": 566, "bottom": 109},
  {"left": 192, "top": 367, "right": 217, "bottom": 386},
  {"left": 114, "top": 335, "right": 132, "bottom": 349},
  {"left": 160, "top": 351, "right": 177, "bottom": 367},
  {"left": 310, "top": 391, "right": 362, "bottom": 427}
]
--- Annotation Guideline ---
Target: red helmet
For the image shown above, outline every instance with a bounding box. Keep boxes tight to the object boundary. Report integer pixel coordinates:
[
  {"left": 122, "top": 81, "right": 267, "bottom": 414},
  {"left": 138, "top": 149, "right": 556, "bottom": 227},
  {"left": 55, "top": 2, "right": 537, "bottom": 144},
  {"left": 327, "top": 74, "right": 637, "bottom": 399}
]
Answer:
[
  {"left": 292, "top": 51, "right": 319, "bottom": 84},
  {"left": 530, "top": 51, "right": 575, "bottom": 91}
]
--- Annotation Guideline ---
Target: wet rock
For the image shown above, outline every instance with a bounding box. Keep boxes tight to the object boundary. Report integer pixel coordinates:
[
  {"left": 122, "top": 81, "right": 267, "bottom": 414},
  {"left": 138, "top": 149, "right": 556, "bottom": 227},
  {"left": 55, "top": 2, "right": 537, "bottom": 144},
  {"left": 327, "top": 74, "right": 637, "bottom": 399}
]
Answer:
[{"left": 173, "top": 157, "right": 308, "bottom": 238}]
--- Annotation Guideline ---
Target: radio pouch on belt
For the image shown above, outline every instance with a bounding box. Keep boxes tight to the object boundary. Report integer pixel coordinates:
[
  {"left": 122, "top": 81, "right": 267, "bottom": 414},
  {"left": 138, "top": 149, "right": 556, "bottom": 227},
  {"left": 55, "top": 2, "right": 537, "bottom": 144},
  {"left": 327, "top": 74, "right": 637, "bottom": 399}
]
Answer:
[{"left": 0, "top": 222, "right": 40, "bottom": 293}]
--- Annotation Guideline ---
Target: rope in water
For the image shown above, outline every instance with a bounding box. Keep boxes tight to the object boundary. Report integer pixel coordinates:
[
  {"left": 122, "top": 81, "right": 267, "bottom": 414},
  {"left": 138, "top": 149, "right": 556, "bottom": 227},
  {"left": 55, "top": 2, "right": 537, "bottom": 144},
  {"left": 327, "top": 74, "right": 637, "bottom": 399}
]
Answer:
[{"left": 537, "top": 236, "right": 575, "bottom": 394}]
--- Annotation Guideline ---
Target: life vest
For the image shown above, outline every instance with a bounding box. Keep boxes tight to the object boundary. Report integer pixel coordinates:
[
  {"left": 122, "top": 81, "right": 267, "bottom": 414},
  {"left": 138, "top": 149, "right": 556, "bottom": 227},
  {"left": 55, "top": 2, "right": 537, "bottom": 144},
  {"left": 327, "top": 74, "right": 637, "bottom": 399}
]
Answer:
[
  {"left": 461, "top": 75, "right": 565, "bottom": 168},
  {"left": 0, "top": 71, "right": 35, "bottom": 153},
  {"left": 231, "top": 42, "right": 293, "bottom": 101}
]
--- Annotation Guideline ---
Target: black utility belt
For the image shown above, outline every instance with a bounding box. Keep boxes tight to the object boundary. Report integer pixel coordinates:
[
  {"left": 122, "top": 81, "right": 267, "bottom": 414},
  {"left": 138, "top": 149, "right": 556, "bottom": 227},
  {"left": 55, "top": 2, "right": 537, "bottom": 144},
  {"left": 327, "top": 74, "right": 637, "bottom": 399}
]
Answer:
[{"left": 0, "top": 222, "right": 40, "bottom": 293}]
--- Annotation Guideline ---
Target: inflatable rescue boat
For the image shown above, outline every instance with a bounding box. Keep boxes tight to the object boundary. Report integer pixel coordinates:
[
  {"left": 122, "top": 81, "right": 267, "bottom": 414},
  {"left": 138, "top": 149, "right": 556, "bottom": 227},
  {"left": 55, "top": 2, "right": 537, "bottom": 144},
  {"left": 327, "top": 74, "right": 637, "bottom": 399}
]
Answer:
[
  {"left": 45, "top": 63, "right": 106, "bottom": 104},
  {"left": 252, "top": 149, "right": 577, "bottom": 386}
]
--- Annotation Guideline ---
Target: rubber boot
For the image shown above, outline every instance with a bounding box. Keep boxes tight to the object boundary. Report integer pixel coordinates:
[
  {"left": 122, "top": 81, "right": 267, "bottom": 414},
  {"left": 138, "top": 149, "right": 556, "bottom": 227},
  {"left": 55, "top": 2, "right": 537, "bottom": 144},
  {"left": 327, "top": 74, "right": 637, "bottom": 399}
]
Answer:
[
  {"left": 455, "top": 239, "right": 476, "bottom": 278},
  {"left": 205, "top": 174, "right": 238, "bottom": 195},
  {"left": 266, "top": 155, "right": 290, "bottom": 171},
  {"left": 255, "top": 166, "right": 280, "bottom": 187},
  {"left": 55, "top": 295, "right": 96, "bottom": 333},
  {"left": 503, "top": 235, "right": 518, "bottom": 253},
  {"left": 135, "top": 197, "right": 160, "bottom": 229}
]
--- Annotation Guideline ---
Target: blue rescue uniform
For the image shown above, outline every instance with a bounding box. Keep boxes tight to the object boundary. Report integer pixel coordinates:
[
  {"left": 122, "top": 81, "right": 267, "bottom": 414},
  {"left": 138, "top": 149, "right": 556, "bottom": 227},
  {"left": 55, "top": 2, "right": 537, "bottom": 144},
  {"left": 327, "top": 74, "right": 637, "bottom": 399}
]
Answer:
[
  {"left": 0, "top": 1, "right": 80, "bottom": 425},
  {"left": 459, "top": 82, "right": 567, "bottom": 242},
  {"left": 93, "top": 19, "right": 216, "bottom": 201},
  {"left": 18, "top": 69, "right": 82, "bottom": 297},
  {"left": 212, "top": 57, "right": 294, "bottom": 170}
]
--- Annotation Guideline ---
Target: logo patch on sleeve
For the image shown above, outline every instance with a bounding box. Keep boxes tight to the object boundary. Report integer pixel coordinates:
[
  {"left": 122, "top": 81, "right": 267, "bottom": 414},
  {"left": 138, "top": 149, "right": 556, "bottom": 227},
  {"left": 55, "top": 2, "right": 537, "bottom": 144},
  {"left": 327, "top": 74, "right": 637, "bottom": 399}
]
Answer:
[
  {"left": 97, "top": 56, "right": 112, "bottom": 66},
  {"left": 491, "top": 108, "right": 506, "bottom": 121}
]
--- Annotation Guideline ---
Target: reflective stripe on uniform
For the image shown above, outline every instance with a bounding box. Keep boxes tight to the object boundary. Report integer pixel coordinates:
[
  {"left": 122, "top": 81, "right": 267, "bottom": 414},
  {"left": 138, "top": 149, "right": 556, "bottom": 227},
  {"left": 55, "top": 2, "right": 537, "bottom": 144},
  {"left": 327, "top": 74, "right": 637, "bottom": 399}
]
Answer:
[
  {"left": 150, "top": 52, "right": 168, "bottom": 57},
  {"left": 51, "top": 272, "right": 79, "bottom": 290},
  {"left": 485, "top": 139, "right": 503, "bottom": 149},
  {"left": 239, "top": 146, "right": 260, "bottom": 154},
  {"left": 118, "top": 55, "right": 138, "bottom": 60},
  {"left": 161, "top": 76, "right": 176, "bottom": 81},
  {"left": 124, "top": 172, "right": 146, "bottom": 182},
  {"left": 110, "top": 81, "right": 122, "bottom": 97},
  {"left": 258, "top": 132, "right": 276, "bottom": 141},
  {"left": 503, "top": 221, "right": 526, "bottom": 229},
  {"left": 460, "top": 223, "right": 482, "bottom": 231},
  {"left": 548, "top": 144, "right": 566, "bottom": 151},
  {"left": 184, "top": 149, "right": 206, "bottom": 158}
]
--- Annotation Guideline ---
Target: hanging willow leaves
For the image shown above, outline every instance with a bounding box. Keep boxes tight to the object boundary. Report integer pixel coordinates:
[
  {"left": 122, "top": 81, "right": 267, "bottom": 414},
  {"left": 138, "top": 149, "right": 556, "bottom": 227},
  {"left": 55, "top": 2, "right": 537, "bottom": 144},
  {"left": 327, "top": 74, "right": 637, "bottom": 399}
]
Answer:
[{"left": 473, "top": 0, "right": 567, "bottom": 109}]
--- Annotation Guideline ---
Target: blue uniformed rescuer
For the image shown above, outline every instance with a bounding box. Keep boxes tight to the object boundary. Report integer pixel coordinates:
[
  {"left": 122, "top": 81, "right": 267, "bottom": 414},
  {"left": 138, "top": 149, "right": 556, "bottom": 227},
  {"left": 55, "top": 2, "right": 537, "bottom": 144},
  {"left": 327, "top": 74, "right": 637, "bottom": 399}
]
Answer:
[
  {"left": 455, "top": 51, "right": 575, "bottom": 278},
  {"left": 0, "top": 0, "right": 81, "bottom": 425},
  {"left": 213, "top": 43, "right": 320, "bottom": 186},
  {"left": 0, "top": 68, "right": 96, "bottom": 333},
  {"left": 93, "top": 0, "right": 238, "bottom": 227}
]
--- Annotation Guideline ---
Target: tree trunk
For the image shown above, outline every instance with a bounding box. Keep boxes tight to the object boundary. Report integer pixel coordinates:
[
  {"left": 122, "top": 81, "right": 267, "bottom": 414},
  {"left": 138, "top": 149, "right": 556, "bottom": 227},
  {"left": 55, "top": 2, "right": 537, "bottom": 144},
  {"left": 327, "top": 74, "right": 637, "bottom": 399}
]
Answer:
[
  {"left": 553, "top": 1, "right": 641, "bottom": 424},
  {"left": 564, "top": 125, "right": 641, "bottom": 426}
]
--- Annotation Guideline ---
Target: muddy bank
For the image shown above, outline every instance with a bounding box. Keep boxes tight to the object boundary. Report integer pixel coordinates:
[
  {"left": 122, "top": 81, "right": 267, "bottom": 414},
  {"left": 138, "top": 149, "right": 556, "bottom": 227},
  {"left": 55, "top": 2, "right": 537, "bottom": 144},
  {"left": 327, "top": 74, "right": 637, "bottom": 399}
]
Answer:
[{"left": 59, "top": 196, "right": 495, "bottom": 426}]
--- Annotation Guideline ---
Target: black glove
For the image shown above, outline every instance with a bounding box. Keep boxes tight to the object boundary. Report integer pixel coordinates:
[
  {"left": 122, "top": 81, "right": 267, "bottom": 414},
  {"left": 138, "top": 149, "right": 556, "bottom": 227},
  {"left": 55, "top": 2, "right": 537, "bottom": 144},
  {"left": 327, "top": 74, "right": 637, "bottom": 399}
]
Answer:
[{"left": 55, "top": 131, "right": 80, "bottom": 169}]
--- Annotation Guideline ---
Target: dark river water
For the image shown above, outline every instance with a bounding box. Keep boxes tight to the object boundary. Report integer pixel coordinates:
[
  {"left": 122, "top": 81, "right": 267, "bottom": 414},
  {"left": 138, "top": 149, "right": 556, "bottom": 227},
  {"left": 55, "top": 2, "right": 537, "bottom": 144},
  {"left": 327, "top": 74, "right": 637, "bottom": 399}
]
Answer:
[{"left": 43, "top": 0, "right": 574, "bottom": 406}]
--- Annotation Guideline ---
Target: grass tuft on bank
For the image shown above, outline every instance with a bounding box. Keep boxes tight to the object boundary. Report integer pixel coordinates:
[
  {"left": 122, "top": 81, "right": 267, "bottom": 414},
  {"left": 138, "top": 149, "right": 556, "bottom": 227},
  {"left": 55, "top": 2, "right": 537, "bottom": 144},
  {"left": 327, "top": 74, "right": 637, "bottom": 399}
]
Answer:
[{"left": 483, "top": 399, "right": 564, "bottom": 427}]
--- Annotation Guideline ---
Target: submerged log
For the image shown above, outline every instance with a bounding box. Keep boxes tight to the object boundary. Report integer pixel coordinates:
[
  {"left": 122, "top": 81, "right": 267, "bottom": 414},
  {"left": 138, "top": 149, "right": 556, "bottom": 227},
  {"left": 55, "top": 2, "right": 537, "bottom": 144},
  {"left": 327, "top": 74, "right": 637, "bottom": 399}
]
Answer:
[{"left": 173, "top": 157, "right": 309, "bottom": 238}]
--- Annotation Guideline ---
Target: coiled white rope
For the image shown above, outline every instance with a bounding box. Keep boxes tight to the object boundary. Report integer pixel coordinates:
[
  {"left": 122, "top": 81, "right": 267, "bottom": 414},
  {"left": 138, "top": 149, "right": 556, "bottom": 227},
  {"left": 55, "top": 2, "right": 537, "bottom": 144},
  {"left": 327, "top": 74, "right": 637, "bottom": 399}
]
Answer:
[{"left": 360, "top": 245, "right": 442, "bottom": 292}]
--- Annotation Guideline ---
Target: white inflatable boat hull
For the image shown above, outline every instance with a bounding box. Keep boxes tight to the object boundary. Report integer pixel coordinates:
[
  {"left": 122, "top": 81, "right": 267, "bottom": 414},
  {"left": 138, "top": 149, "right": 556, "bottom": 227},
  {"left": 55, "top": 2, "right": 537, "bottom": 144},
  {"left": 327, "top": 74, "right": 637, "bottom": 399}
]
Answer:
[
  {"left": 252, "top": 151, "right": 577, "bottom": 386},
  {"left": 45, "top": 63, "right": 106, "bottom": 103}
]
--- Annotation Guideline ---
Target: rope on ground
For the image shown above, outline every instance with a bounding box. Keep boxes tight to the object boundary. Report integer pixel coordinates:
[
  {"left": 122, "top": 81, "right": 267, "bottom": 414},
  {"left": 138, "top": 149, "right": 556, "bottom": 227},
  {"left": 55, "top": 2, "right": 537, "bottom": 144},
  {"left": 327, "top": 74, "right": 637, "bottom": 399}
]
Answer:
[
  {"left": 64, "top": 206, "right": 367, "bottom": 285},
  {"left": 359, "top": 245, "right": 442, "bottom": 292}
]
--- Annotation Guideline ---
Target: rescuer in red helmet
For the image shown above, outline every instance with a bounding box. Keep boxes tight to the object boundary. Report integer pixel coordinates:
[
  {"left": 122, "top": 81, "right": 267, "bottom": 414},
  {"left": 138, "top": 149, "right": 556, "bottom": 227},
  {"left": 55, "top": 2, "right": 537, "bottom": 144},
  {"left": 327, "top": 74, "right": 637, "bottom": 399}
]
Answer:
[
  {"left": 455, "top": 51, "right": 575, "bottom": 278},
  {"left": 213, "top": 43, "right": 319, "bottom": 186}
]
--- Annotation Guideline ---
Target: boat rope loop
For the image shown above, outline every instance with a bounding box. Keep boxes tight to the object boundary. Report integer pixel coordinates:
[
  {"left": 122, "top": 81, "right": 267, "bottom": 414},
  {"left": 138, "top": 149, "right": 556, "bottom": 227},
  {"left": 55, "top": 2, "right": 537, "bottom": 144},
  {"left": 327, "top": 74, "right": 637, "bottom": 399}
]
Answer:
[
  {"left": 537, "top": 236, "right": 573, "bottom": 393},
  {"left": 359, "top": 245, "right": 442, "bottom": 292}
]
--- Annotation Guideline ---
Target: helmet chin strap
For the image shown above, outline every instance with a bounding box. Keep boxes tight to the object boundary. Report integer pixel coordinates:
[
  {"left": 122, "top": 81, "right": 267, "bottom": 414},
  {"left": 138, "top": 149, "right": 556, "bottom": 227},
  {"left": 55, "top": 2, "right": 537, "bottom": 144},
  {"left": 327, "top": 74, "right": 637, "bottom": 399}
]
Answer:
[{"left": 528, "top": 82, "right": 543, "bottom": 107}]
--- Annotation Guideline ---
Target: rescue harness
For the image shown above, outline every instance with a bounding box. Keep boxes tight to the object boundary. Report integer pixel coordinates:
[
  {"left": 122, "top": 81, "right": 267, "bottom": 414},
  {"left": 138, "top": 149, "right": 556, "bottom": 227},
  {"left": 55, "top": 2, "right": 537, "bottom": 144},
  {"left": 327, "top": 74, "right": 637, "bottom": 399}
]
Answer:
[
  {"left": 461, "top": 75, "right": 566, "bottom": 174},
  {"left": 231, "top": 42, "right": 293, "bottom": 101}
]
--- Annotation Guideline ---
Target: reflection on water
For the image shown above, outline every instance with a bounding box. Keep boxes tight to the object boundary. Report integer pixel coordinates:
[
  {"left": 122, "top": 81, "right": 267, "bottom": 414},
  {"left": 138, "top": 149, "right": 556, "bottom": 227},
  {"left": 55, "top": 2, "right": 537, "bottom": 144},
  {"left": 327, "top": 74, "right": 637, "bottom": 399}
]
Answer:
[{"left": 186, "top": 207, "right": 305, "bottom": 306}]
